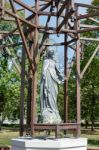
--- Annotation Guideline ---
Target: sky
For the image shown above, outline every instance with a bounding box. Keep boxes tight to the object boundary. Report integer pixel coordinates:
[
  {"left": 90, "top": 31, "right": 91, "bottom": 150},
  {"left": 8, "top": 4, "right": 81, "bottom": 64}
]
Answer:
[
  {"left": 39, "top": 0, "right": 92, "bottom": 66},
  {"left": 21, "top": 0, "right": 92, "bottom": 68},
  {"left": 24, "top": 0, "right": 92, "bottom": 6},
  {"left": 75, "top": 0, "right": 92, "bottom": 14},
  {"left": 75, "top": 0, "right": 91, "bottom": 4},
  {"left": 23, "top": 0, "right": 92, "bottom": 12}
]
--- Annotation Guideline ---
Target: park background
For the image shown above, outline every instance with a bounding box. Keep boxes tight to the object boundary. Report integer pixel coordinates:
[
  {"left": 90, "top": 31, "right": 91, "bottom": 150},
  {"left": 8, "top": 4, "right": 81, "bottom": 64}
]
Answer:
[{"left": 0, "top": 0, "right": 99, "bottom": 149}]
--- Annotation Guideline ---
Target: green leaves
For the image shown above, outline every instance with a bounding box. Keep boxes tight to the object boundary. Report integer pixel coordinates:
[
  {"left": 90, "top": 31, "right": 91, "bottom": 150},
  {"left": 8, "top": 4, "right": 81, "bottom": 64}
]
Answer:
[{"left": 80, "top": 0, "right": 99, "bottom": 128}]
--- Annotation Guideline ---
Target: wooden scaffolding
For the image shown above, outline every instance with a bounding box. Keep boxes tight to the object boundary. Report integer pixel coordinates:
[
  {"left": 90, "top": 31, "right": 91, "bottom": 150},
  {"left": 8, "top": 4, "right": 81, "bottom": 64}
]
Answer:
[{"left": 0, "top": 0, "right": 99, "bottom": 137}]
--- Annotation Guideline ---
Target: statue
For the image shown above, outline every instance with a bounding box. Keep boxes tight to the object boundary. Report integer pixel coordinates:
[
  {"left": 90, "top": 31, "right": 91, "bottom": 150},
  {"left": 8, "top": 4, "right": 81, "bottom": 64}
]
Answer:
[{"left": 40, "top": 49, "right": 64, "bottom": 124}]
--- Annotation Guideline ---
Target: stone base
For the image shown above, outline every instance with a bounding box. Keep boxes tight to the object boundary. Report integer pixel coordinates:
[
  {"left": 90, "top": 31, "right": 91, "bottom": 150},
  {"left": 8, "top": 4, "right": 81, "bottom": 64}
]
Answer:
[{"left": 11, "top": 137, "right": 87, "bottom": 150}]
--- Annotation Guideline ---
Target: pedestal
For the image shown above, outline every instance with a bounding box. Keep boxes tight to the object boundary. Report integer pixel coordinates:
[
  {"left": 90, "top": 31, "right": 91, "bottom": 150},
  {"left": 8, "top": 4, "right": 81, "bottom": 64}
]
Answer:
[{"left": 12, "top": 137, "right": 87, "bottom": 150}]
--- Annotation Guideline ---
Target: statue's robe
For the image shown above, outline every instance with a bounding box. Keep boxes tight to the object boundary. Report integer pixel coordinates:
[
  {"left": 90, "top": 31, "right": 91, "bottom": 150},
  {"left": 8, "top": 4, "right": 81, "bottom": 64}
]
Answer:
[{"left": 40, "top": 58, "right": 63, "bottom": 124}]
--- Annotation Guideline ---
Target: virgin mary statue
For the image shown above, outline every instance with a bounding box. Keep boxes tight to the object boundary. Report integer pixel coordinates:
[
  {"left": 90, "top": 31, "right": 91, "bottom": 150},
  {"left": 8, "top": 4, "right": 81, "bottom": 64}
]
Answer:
[{"left": 40, "top": 49, "right": 64, "bottom": 124}]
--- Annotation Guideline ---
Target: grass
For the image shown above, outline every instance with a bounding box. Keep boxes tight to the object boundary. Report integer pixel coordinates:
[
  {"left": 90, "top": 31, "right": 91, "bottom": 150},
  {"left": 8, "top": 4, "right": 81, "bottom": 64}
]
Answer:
[
  {"left": 81, "top": 128, "right": 99, "bottom": 148},
  {"left": 0, "top": 129, "right": 18, "bottom": 146},
  {"left": 0, "top": 127, "right": 99, "bottom": 148}
]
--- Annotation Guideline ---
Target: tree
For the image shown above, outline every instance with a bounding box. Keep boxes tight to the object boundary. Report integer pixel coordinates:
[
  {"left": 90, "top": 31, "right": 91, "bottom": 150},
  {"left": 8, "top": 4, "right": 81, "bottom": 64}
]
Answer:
[
  {"left": 62, "top": 0, "right": 99, "bottom": 129},
  {"left": 0, "top": 1, "right": 24, "bottom": 121},
  {"left": 80, "top": 0, "right": 99, "bottom": 130},
  {"left": 81, "top": 43, "right": 99, "bottom": 130}
]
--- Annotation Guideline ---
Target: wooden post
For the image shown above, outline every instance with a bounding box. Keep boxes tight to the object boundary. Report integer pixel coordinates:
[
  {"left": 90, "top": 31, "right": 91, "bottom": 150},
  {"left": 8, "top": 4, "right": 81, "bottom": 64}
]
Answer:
[
  {"left": 27, "top": 67, "right": 32, "bottom": 127},
  {"left": 20, "top": 47, "right": 25, "bottom": 136},
  {"left": 31, "top": 0, "right": 39, "bottom": 136},
  {"left": 74, "top": 5, "right": 81, "bottom": 137},
  {"left": 9, "top": 0, "right": 35, "bottom": 74},
  {"left": 27, "top": 40, "right": 34, "bottom": 130},
  {"left": 64, "top": 34, "right": 68, "bottom": 123},
  {"left": 26, "top": 5, "right": 34, "bottom": 132},
  {"left": 64, "top": 0, "right": 71, "bottom": 124}
]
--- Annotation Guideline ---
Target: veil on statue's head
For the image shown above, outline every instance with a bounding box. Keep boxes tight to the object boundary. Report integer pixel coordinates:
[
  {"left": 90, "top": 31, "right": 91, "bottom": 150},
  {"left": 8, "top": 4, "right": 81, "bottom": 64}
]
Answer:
[{"left": 46, "top": 47, "right": 54, "bottom": 59}]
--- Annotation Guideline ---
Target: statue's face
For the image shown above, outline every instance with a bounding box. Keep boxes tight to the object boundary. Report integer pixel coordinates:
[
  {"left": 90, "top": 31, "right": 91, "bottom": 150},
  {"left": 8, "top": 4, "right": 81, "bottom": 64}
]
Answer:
[{"left": 47, "top": 50, "right": 54, "bottom": 59}]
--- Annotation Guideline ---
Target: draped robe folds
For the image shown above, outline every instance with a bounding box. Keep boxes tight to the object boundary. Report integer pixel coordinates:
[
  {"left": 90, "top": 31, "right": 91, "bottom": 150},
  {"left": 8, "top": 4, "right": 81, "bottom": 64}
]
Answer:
[{"left": 40, "top": 58, "right": 63, "bottom": 124}]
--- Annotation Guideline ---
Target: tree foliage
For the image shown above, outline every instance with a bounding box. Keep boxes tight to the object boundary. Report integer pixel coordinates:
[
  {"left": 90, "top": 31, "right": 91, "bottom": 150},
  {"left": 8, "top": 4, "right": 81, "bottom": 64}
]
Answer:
[
  {"left": 0, "top": 0, "right": 99, "bottom": 128},
  {"left": 57, "top": 0, "right": 99, "bottom": 127},
  {"left": 0, "top": 1, "right": 23, "bottom": 121}
]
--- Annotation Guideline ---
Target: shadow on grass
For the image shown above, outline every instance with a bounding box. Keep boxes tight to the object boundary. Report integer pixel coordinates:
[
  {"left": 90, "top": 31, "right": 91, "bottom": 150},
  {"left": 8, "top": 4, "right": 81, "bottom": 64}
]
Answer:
[
  {"left": 81, "top": 130, "right": 99, "bottom": 135},
  {"left": 88, "top": 139, "right": 99, "bottom": 146}
]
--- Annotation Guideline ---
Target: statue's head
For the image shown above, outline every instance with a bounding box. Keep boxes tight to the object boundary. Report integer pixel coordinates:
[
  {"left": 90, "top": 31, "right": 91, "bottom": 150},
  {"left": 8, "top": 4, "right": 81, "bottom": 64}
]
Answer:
[{"left": 46, "top": 48, "right": 54, "bottom": 59}]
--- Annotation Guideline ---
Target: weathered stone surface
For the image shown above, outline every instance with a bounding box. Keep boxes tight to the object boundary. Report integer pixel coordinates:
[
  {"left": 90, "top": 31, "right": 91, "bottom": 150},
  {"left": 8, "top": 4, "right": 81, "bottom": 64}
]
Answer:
[{"left": 12, "top": 137, "right": 87, "bottom": 150}]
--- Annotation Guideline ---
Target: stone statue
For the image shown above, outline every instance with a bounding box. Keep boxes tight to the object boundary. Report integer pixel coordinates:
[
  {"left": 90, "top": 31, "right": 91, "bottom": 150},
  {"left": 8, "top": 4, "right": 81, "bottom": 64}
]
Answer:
[{"left": 40, "top": 49, "right": 64, "bottom": 124}]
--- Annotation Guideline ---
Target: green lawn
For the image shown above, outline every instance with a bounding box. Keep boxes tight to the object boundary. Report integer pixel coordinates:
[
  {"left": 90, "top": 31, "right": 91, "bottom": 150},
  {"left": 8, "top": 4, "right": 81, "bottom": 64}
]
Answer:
[
  {"left": 81, "top": 128, "right": 99, "bottom": 148},
  {"left": 0, "top": 129, "right": 18, "bottom": 146},
  {"left": 0, "top": 128, "right": 99, "bottom": 148}
]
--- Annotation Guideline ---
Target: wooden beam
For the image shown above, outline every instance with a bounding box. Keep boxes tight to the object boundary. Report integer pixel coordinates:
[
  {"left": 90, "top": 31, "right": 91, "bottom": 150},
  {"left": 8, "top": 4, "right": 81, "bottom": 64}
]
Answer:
[
  {"left": 38, "top": 25, "right": 76, "bottom": 33},
  {"left": 1, "top": 16, "right": 15, "bottom": 21},
  {"left": 0, "top": 30, "right": 19, "bottom": 35},
  {"left": 9, "top": 0, "right": 35, "bottom": 74},
  {"left": 89, "top": 17, "right": 99, "bottom": 25},
  {"left": 39, "top": 3, "right": 53, "bottom": 50},
  {"left": 42, "top": 42, "right": 67, "bottom": 46},
  {"left": 77, "top": 11, "right": 99, "bottom": 20},
  {"left": 69, "top": 45, "right": 76, "bottom": 51},
  {"left": 0, "top": 5, "right": 36, "bottom": 29},
  {"left": 76, "top": 3, "right": 99, "bottom": 9},
  {"left": 19, "top": 47, "right": 26, "bottom": 136},
  {"left": 80, "top": 45, "right": 99, "bottom": 79},
  {"left": 74, "top": 5, "right": 81, "bottom": 137},
  {"left": 57, "top": 0, "right": 69, "bottom": 16},
  {"left": 64, "top": 14, "right": 68, "bottom": 123},
  {"left": 13, "top": 0, "right": 36, "bottom": 14},
  {"left": 26, "top": 2, "right": 53, "bottom": 20},
  {"left": 80, "top": 24, "right": 99, "bottom": 28},
  {"left": 80, "top": 37, "right": 99, "bottom": 42},
  {"left": 57, "top": 8, "right": 75, "bottom": 32},
  {"left": 38, "top": 11, "right": 65, "bottom": 17},
  {"left": 78, "top": 27, "right": 99, "bottom": 33},
  {"left": 39, "top": 0, "right": 64, "bottom": 4},
  {"left": 40, "top": 1, "right": 51, "bottom": 11}
]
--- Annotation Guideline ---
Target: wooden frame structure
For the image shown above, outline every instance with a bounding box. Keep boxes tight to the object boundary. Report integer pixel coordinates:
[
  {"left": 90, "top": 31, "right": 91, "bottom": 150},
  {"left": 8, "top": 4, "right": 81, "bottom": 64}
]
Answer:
[{"left": 0, "top": 0, "right": 99, "bottom": 137}]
